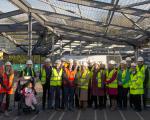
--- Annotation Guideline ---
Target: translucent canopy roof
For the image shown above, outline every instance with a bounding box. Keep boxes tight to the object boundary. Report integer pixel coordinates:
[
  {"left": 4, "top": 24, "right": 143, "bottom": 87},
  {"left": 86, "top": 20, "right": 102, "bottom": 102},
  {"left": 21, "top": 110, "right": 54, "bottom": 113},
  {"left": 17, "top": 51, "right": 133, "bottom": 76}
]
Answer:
[{"left": 0, "top": 0, "right": 149, "bottom": 55}]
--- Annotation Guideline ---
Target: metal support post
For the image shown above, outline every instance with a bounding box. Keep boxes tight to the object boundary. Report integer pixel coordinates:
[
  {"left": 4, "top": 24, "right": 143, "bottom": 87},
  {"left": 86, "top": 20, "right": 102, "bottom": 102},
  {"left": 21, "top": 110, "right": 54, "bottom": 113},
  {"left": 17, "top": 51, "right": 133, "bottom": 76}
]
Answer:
[{"left": 28, "top": 12, "right": 32, "bottom": 59}]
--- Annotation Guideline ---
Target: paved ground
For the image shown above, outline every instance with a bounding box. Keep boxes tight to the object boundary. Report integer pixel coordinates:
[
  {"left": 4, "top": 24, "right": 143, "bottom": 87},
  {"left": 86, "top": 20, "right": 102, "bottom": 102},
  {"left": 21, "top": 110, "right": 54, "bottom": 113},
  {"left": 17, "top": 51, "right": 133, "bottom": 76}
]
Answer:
[
  {"left": 0, "top": 106, "right": 150, "bottom": 120},
  {"left": 1, "top": 83, "right": 150, "bottom": 120}
]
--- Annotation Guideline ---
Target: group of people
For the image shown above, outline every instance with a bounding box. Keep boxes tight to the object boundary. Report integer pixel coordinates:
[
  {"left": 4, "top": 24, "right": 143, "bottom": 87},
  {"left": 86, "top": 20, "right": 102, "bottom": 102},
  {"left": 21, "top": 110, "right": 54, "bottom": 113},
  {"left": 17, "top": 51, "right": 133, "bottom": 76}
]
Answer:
[
  {"left": 40, "top": 56, "right": 149, "bottom": 112},
  {"left": 0, "top": 56, "right": 149, "bottom": 117}
]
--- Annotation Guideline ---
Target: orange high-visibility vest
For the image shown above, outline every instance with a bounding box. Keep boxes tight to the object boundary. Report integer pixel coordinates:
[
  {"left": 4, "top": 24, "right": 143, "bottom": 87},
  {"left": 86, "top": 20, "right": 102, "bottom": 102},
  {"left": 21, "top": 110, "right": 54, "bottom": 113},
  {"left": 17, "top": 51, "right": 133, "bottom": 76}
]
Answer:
[
  {"left": 65, "top": 68, "right": 77, "bottom": 81},
  {"left": 1, "top": 73, "right": 14, "bottom": 94}
]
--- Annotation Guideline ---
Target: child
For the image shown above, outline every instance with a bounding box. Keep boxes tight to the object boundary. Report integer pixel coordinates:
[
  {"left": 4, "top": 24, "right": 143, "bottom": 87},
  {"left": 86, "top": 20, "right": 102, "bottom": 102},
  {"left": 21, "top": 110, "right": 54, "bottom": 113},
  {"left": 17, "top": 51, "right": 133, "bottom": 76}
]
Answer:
[{"left": 22, "top": 81, "right": 39, "bottom": 113}]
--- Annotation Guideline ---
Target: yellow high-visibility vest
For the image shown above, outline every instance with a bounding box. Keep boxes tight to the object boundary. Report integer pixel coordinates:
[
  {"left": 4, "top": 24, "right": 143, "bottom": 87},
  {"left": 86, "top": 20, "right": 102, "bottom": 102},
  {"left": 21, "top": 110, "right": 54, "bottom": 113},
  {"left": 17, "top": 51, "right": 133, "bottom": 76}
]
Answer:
[{"left": 50, "top": 68, "right": 63, "bottom": 86}]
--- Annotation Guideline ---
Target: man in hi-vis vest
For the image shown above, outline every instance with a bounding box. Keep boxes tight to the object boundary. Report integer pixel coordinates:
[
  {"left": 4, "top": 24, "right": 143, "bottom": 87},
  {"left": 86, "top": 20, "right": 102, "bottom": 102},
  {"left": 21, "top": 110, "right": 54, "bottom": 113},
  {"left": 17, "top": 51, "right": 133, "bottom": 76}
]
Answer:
[
  {"left": 137, "top": 57, "right": 149, "bottom": 109},
  {"left": 130, "top": 63, "right": 144, "bottom": 112},
  {"left": 49, "top": 60, "right": 63, "bottom": 110},
  {"left": 40, "top": 58, "right": 52, "bottom": 110}
]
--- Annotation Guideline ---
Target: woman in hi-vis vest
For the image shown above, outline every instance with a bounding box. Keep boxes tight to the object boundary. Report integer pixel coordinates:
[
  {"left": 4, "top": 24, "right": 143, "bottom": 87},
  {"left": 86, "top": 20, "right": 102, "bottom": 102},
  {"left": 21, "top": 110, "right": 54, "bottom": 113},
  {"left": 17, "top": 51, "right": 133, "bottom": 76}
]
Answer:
[
  {"left": 76, "top": 62, "right": 90, "bottom": 110},
  {"left": 0, "top": 61, "right": 14, "bottom": 116}
]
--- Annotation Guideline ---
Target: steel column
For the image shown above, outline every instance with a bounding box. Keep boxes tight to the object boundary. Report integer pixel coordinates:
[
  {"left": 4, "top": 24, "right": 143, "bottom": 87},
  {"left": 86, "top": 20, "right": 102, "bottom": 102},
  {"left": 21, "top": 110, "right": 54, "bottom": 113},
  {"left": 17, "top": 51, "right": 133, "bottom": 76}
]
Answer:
[{"left": 28, "top": 12, "right": 32, "bottom": 59}]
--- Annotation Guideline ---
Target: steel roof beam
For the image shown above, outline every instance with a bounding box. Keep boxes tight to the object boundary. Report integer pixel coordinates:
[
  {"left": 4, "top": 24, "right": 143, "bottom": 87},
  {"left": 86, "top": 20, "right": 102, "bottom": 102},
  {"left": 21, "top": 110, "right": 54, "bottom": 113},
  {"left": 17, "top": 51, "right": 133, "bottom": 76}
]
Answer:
[
  {"left": 30, "top": 8, "right": 148, "bottom": 33},
  {"left": 0, "top": 23, "right": 44, "bottom": 32},
  {"left": 58, "top": 0, "right": 150, "bottom": 17},
  {"left": 104, "top": 0, "right": 120, "bottom": 35},
  {"left": 0, "top": 10, "right": 24, "bottom": 19},
  {"left": 10, "top": 0, "right": 54, "bottom": 32}
]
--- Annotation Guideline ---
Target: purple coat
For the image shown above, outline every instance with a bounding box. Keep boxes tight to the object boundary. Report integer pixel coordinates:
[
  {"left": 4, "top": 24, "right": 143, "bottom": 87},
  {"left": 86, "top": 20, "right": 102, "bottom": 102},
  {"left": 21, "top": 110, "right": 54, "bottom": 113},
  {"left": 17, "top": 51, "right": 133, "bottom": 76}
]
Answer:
[{"left": 91, "top": 70, "right": 105, "bottom": 96}]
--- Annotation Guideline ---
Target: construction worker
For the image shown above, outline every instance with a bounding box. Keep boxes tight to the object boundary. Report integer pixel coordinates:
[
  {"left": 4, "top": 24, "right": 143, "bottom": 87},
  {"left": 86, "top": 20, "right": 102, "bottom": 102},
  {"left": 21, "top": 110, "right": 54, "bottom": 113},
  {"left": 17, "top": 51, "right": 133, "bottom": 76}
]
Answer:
[
  {"left": 40, "top": 58, "right": 52, "bottom": 110},
  {"left": 20, "top": 60, "right": 36, "bottom": 88},
  {"left": 74, "top": 60, "right": 80, "bottom": 108},
  {"left": 136, "top": 57, "right": 149, "bottom": 109},
  {"left": 91, "top": 62, "right": 105, "bottom": 109},
  {"left": 0, "top": 62, "right": 14, "bottom": 116},
  {"left": 49, "top": 60, "right": 63, "bottom": 110},
  {"left": 87, "top": 59, "right": 93, "bottom": 107},
  {"left": 100, "top": 63, "right": 107, "bottom": 108},
  {"left": 76, "top": 62, "right": 90, "bottom": 110},
  {"left": 130, "top": 63, "right": 144, "bottom": 112},
  {"left": 105, "top": 60, "right": 118, "bottom": 111},
  {"left": 63, "top": 59, "right": 77, "bottom": 111},
  {"left": 125, "top": 57, "right": 133, "bottom": 107},
  {"left": 118, "top": 60, "right": 130, "bottom": 110},
  {"left": 126, "top": 57, "right": 132, "bottom": 70},
  {"left": 60, "top": 57, "right": 67, "bottom": 109}
]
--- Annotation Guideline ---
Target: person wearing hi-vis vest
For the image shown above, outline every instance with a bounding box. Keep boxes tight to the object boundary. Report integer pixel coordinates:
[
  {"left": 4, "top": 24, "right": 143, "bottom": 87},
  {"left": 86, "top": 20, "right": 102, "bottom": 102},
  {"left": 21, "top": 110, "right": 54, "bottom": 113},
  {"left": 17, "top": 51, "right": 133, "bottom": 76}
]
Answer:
[
  {"left": 39, "top": 58, "right": 52, "bottom": 110},
  {"left": 105, "top": 60, "right": 118, "bottom": 111},
  {"left": 137, "top": 57, "right": 149, "bottom": 110},
  {"left": 91, "top": 62, "right": 106, "bottom": 109},
  {"left": 0, "top": 62, "right": 14, "bottom": 116},
  {"left": 118, "top": 60, "right": 130, "bottom": 110},
  {"left": 76, "top": 62, "right": 90, "bottom": 110},
  {"left": 63, "top": 59, "right": 77, "bottom": 111},
  {"left": 49, "top": 60, "right": 63, "bottom": 110},
  {"left": 87, "top": 59, "right": 94, "bottom": 108},
  {"left": 20, "top": 60, "right": 36, "bottom": 88},
  {"left": 129, "top": 63, "right": 144, "bottom": 112}
]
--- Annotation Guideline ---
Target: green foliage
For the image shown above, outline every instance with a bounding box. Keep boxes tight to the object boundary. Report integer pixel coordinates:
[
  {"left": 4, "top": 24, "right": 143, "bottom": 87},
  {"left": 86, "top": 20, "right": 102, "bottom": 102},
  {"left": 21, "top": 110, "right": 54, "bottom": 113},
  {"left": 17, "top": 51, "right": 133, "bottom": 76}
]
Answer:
[{"left": 7, "top": 55, "right": 45, "bottom": 64}]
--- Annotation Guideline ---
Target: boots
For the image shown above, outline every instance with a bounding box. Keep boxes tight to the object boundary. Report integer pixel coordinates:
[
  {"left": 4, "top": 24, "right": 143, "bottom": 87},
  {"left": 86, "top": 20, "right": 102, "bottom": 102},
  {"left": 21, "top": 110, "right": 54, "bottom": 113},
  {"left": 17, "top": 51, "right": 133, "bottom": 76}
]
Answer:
[{"left": 111, "top": 99, "right": 117, "bottom": 111}]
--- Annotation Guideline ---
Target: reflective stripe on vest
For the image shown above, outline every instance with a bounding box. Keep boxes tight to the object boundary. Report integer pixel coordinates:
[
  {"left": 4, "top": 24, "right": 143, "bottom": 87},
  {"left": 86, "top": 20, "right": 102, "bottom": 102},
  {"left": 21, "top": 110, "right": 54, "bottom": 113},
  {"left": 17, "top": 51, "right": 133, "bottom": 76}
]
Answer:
[
  {"left": 97, "top": 70, "right": 104, "bottom": 88},
  {"left": 50, "top": 68, "right": 63, "bottom": 86},
  {"left": 130, "top": 72, "right": 144, "bottom": 95},
  {"left": 41, "top": 68, "right": 46, "bottom": 85},
  {"left": 136, "top": 65, "right": 147, "bottom": 80},
  {"left": 78, "top": 70, "right": 89, "bottom": 90},
  {"left": 23, "top": 68, "right": 34, "bottom": 77},
  {"left": 122, "top": 69, "right": 129, "bottom": 88},
  {"left": 65, "top": 68, "right": 76, "bottom": 81},
  {"left": 106, "top": 69, "right": 117, "bottom": 88}
]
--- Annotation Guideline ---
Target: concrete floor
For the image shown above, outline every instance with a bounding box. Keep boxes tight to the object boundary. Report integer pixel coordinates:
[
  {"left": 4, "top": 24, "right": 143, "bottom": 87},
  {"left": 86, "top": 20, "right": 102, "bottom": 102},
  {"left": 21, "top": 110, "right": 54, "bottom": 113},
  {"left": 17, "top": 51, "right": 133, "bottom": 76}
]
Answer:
[{"left": 0, "top": 106, "right": 150, "bottom": 120}]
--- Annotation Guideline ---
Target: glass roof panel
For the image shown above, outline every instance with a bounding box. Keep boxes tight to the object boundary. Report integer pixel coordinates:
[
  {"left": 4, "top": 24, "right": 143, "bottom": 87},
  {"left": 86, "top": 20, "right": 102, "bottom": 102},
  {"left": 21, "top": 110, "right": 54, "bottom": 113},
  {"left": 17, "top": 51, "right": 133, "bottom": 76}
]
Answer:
[
  {"left": 133, "top": 4, "right": 150, "bottom": 10},
  {"left": 118, "top": 0, "right": 147, "bottom": 6},
  {"left": 0, "top": 0, "right": 18, "bottom": 12},
  {"left": 94, "top": 0, "right": 111, "bottom": 3},
  {"left": 25, "top": 0, "right": 55, "bottom": 12},
  {"left": 0, "top": 18, "right": 15, "bottom": 24}
]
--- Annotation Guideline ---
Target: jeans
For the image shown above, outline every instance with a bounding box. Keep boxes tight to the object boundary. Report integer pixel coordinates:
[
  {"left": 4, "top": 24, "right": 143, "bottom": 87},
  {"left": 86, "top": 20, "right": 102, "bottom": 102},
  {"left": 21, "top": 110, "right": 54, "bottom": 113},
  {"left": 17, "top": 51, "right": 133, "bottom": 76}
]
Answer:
[
  {"left": 64, "top": 87, "right": 75, "bottom": 109},
  {"left": 49, "top": 86, "right": 61, "bottom": 109},
  {"left": 42, "top": 83, "right": 50, "bottom": 109},
  {"left": 118, "top": 86, "right": 129, "bottom": 108},
  {"left": 0, "top": 93, "right": 10, "bottom": 111}
]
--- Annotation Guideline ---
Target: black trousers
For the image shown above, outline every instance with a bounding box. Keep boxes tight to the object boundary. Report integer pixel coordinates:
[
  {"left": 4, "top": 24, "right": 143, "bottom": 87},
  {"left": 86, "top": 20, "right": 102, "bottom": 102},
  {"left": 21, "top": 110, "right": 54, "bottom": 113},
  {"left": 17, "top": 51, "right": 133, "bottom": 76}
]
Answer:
[
  {"left": 129, "top": 94, "right": 134, "bottom": 108},
  {"left": 118, "top": 86, "right": 129, "bottom": 108},
  {"left": 132, "top": 94, "right": 142, "bottom": 111},
  {"left": 91, "top": 95, "right": 105, "bottom": 108},
  {"left": 109, "top": 95, "right": 117, "bottom": 107},
  {"left": 0, "top": 93, "right": 10, "bottom": 111},
  {"left": 143, "top": 88, "right": 148, "bottom": 108},
  {"left": 88, "top": 88, "right": 92, "bottom": 107},
  {"left": 42, "top": 83, "right": 50, "bottom": 109}
]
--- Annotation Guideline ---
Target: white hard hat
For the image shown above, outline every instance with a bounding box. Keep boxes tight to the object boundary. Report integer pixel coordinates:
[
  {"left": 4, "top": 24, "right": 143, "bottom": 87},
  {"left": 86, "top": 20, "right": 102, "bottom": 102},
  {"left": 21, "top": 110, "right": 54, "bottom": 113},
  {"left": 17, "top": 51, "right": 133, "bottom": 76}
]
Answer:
[
  {"left": 5, "top": 61, "right": 12, "bottom": 66},
  {"left": 94, "top": 61, "right": 99, "bottom": 65},
  {"left": 55, "top": 60, "right": 61, "bottom": 64},
  {"left": 61, "top": 57, "right": 66, "bottom": 61},
  {"left": 82, "top": 62, "right": 88, "bottom": 67},
  {"left": 45, "top": 58, "right": 51, "bottom": 63},
  {"left": 26, "top": 60, "right": 33, "bottom": 65},
  {"left": 120, "top": 60, "right": 127, "bottom": 64},
  {"left": 68, "top": 59, "right": 73, "bottom": 63},
  {"left": 88, "top": 59, "right": 93, "bottom": 64},
  {"left": 131, "top": 63, "right": 137, "bottom": 67},
  {"left": 108, "top": 60, "right": 116, "bottom": 65},
  {"left": 126, "top": 57, "right": 132, "bottom": 61},
  {"left": 137, "top": 57, "right": 144, "bottom": 62}
]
